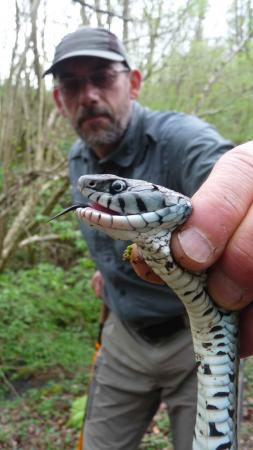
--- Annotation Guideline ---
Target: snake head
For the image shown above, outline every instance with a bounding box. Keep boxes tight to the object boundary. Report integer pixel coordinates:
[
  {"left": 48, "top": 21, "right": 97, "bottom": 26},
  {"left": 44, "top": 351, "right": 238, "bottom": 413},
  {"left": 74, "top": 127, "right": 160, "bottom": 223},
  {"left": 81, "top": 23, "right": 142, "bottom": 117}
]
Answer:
[{"left": 76, "top": 174, "right": 192, "bottom": 240}]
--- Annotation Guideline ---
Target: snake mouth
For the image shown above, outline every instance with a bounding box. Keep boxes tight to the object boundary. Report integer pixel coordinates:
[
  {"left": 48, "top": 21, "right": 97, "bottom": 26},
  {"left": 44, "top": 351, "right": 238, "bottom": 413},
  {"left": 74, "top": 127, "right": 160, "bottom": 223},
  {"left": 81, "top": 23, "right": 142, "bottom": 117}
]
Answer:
[
  {"left": 76, "top": 201, "right": 176, "bottom": 232},
  {"left": 76, "top": 201, "right": 136, "bottom": 231},
  {"left": 89, "top": 201, "right": 120, "bottom": 215}
]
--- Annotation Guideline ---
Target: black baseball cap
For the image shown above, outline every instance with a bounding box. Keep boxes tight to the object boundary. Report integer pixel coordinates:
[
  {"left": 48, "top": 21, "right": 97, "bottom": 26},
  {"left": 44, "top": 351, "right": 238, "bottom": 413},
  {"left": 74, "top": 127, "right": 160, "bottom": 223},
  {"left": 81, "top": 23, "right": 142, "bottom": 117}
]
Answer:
[{"left": 43, "top": 27, "right": 131, "bottom": 76}]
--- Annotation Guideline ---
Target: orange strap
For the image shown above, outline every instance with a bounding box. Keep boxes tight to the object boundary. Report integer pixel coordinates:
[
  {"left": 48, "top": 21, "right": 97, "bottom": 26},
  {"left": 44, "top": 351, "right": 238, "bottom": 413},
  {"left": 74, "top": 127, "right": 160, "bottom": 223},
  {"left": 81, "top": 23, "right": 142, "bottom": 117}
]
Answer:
[
  {"left": 75, "top": 304, "right": 109, "bottom": 450},
  {"left": 77, "top": 430, "right": 83, "bottom": 450}
]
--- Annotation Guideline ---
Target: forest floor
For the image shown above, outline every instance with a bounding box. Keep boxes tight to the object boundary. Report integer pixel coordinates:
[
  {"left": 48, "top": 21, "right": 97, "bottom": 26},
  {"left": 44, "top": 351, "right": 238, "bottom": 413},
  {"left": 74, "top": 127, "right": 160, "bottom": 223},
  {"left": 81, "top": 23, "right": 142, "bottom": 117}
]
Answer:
[
  {"left": 0, "top": 262, "right": 253, "bottom": 449},
  {"left": 1, "top": 356, "right": 253, "bottom": 449}
]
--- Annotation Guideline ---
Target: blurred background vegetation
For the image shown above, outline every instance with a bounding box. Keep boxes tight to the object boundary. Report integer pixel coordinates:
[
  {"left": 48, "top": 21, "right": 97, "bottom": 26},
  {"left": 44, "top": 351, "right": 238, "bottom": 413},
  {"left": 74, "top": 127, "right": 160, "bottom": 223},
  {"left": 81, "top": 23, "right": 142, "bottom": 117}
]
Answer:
[{"left": 1, "top": 0, "right": 253, "bottom": 448}]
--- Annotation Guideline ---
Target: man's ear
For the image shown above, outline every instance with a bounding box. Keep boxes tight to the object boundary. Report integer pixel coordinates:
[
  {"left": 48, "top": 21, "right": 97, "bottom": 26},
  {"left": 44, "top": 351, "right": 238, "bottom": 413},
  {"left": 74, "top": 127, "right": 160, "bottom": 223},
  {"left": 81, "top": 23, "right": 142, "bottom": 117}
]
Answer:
[
  {"left": 53, "top": 86, "right": 67, "bottom": 117},
  {"left": 129, "top": 69, "right": 142, "bottom": 100}
]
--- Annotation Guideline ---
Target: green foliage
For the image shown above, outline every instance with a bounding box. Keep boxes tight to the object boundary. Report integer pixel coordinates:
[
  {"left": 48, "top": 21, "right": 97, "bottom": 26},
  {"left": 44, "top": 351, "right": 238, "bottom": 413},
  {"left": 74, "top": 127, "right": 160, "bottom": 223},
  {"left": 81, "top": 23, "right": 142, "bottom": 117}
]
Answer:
[
  {"left": 0, "top": 382, "right": 80, "bottom": 449},
  {"left": 0, "top": 255, "right": 100, "bottom": 448},
  {"left": 140, "top": 39, "right": 253, "bottom": 144},
  {"left": 68, "top": 395, "right": 87, "bottom": 428},
  {"left": 0, "top": 259, "right": 100, "bottom": 398},
  {"left": 11, "top": 188, "right": 89, "bottom": 271}
]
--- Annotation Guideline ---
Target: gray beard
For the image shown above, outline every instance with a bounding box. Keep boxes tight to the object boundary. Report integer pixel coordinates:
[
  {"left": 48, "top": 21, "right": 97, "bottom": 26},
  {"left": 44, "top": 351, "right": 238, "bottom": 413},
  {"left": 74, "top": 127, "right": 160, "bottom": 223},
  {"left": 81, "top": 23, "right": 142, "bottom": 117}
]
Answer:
[{"left": 76, "top": 122, "right": 126, "bottom": 149}]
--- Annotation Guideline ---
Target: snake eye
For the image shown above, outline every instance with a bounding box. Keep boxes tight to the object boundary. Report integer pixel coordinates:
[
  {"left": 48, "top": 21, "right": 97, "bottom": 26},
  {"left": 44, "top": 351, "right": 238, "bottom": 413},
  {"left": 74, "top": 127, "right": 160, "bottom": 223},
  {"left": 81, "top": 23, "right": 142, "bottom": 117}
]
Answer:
[
  {"left": 110, "top": 179, "right": 127, "bottom": 194},
  {"left": 87, "top": 180, "right": 97, "bottom": 188}
]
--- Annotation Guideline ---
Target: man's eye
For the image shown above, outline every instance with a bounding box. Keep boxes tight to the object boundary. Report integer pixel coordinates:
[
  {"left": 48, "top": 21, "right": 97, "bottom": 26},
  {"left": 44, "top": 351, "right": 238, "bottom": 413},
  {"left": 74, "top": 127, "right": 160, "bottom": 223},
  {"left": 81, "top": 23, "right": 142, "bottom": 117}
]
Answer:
[
  {"left": 62, "top": 79, "right": 78, "bottom": 92},
  {"left": 92, "top": 72, "right": 113, "bottom": 88},
  {"left": 59, "top": 70, "right": 116, "bottom": 94}
]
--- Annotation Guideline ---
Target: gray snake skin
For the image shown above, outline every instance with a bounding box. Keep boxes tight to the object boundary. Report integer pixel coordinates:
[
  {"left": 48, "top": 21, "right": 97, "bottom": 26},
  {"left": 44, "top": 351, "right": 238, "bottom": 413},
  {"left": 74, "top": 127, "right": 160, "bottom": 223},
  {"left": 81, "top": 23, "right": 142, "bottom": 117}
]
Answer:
[{"left": 76, "top": 174, "right": 239, "bottom": 450}]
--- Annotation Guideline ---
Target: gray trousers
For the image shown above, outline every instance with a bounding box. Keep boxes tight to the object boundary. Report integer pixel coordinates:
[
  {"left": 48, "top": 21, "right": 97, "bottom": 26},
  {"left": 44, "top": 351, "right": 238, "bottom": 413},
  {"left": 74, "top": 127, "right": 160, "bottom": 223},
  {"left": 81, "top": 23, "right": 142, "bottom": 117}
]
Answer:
[{"left": 83, "top": 313, "right": 197, "bottom": 450}]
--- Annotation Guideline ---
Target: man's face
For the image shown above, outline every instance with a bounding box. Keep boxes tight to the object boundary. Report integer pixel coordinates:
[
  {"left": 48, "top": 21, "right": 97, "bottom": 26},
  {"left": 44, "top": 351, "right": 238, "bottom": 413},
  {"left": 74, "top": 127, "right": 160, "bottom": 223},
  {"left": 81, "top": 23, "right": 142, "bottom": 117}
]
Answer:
[{"left": 53, "top": 57, "right": 141, "bottom": 155}]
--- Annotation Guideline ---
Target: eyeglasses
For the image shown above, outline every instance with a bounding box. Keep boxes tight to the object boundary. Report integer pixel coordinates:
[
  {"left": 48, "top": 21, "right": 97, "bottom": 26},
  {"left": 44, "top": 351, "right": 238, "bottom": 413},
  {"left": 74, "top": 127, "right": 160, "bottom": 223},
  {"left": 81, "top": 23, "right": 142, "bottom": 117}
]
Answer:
[{"left": 58, "top": 68, "right": 130, "bottom": 96}]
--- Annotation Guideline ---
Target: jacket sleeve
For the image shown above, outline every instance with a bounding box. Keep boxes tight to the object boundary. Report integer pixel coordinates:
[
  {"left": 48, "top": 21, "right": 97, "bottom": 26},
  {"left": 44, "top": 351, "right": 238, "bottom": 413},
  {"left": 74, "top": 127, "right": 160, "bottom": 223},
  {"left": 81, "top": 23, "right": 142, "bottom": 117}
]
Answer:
[{"left": 162, "top": 114, "right": 234, "bottom": 197}]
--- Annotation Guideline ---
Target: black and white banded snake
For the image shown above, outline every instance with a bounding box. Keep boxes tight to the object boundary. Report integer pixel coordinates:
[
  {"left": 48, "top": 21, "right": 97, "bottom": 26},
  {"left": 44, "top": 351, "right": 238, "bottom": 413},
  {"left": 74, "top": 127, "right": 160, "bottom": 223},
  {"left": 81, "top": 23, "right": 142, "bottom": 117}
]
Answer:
[{"left": 56, "top": 174, "right": 239, "bottom": 450}]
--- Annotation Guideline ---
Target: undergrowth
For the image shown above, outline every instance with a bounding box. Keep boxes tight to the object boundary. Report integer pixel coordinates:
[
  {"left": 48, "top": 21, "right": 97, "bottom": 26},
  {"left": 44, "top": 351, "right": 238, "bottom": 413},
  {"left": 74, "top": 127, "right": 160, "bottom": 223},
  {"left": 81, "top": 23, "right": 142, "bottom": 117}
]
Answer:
[
  {"left": 0, "top": 254, "right": 101, "bottom": 448},
  {"left": 0, "top": 253, "right": 253, "bottom": 449},
  {"left": 0, "top": 257, "right": 100, "bottom": 398}
]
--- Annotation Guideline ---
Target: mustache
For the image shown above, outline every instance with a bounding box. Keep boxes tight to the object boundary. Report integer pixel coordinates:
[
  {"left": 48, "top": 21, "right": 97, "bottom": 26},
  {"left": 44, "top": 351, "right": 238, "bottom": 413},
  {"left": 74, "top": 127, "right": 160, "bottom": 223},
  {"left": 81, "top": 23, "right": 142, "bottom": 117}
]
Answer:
[{"left": 77, "top": 106, "right": 113, "bottom": 126}]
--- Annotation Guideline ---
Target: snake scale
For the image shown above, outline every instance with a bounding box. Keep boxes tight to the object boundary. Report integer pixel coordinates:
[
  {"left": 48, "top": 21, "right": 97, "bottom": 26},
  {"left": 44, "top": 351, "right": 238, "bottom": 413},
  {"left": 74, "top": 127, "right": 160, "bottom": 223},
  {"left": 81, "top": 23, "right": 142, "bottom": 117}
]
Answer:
[{"left": 76, "top": 174, "right": 239, "bottom": 450}]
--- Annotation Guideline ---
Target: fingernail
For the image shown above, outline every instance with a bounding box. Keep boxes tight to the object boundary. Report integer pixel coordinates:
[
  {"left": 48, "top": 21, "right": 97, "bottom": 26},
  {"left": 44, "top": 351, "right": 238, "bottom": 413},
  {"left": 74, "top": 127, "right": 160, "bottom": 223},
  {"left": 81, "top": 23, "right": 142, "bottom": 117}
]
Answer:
[{"left": 178, "top": 228, "right": 214, "bottom": 263}]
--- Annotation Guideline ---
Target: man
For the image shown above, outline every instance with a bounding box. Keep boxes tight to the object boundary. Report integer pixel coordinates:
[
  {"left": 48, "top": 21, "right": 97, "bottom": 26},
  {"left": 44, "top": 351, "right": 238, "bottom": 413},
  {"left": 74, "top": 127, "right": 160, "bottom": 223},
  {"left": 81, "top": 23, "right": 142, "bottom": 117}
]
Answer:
[{"left": 44, "top": 27, "right": 253, "bottom": 449}]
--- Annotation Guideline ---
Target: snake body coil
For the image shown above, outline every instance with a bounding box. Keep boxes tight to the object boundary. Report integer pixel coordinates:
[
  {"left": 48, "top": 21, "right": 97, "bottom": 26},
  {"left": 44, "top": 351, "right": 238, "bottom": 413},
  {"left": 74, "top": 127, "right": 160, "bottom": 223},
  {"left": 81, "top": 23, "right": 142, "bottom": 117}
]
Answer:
[{"left": 77, "top": 174, "right": 239, "bottom": 450}]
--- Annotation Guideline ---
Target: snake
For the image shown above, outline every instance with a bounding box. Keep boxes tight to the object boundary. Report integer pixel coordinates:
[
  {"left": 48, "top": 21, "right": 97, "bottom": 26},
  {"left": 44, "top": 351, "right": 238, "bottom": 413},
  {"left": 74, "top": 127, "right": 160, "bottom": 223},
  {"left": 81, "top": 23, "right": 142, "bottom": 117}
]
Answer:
[{"left": 73, "top": 173, "right": 239, "bottom": 450}]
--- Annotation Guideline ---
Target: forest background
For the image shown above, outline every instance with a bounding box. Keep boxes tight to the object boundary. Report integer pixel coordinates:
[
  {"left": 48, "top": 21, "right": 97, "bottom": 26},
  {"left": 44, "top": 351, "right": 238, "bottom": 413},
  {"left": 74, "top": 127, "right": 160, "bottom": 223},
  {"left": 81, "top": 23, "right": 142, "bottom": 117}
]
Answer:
[{"left": 1, "top": 0, "right": 253, "bottom": 448}]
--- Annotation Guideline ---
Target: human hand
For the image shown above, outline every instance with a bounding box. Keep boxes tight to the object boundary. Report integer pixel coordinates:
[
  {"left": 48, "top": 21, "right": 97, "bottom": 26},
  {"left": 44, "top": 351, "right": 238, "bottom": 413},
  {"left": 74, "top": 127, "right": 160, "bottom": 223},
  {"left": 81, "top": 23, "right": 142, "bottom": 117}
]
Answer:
[
  {"left": 171, "top": 143, "right": 253, "bottom": 311},
  {"left": 172, "top": 142, "right": 253, "bottom": 357},
  {"left": 91, "top": 270, "right": 105, "bottom": 299},
  {"left": 130, "top": 142, "right": 253, "bottom": 357}
]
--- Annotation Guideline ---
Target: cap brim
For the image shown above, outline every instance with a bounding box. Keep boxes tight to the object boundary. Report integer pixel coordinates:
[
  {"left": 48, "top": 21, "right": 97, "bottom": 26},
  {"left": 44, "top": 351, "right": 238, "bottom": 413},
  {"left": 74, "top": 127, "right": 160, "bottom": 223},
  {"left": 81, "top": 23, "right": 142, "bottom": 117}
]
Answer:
[{"left": 43, "top": 50, "right": 126, "bottom": 76}]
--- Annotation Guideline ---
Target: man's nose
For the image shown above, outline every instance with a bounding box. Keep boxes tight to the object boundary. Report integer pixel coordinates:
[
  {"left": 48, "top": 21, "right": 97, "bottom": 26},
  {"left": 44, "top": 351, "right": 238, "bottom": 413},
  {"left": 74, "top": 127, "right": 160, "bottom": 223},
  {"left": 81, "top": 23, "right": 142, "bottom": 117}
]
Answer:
[{"left": 78, "top": 80, "right": 100, "bottom": 104}]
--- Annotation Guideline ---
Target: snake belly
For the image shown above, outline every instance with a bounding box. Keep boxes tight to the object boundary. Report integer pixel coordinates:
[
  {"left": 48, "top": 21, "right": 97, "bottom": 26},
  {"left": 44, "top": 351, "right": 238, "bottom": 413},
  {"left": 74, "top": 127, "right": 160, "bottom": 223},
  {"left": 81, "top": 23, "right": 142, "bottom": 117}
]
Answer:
[{"left": 76, "top": 174, "right": 239, "bottom": 450}]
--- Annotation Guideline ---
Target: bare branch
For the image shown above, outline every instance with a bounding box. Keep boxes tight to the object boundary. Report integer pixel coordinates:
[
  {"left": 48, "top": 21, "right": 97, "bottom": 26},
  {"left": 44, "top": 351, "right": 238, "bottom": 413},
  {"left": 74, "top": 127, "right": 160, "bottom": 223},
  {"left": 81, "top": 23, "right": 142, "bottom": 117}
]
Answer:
[
  {"left": 192, "top": 31, "right": 253, "bottom": 114},
  {"left": 0, "top": 370, "right": 22, "bottom": 399},
  {"left": 40, "top": 177, "right": 69, "bottom": 217},
  {"left": 72, "top": 0, "right": 133, "bottom": 22},
  {"left": 122, "top": 0, "right": 130, "bottom": 42},
  {"left": 0, "top": 164, "right": 67, "bottom": 208},
  {"left": 18, "top": 230, "right": 82, "bottom": 248},
  {"left": 106, "top": 0, "right": 112, "bottom": 29},
  {"left": 197, "top": 82, "right": 253, "bottom": 118},
  {"left": 18, "top": 234, "right": 62, "bottom": 248},
  {"left": 0, "top": 193, "right": 38, "bottom": 271}
]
